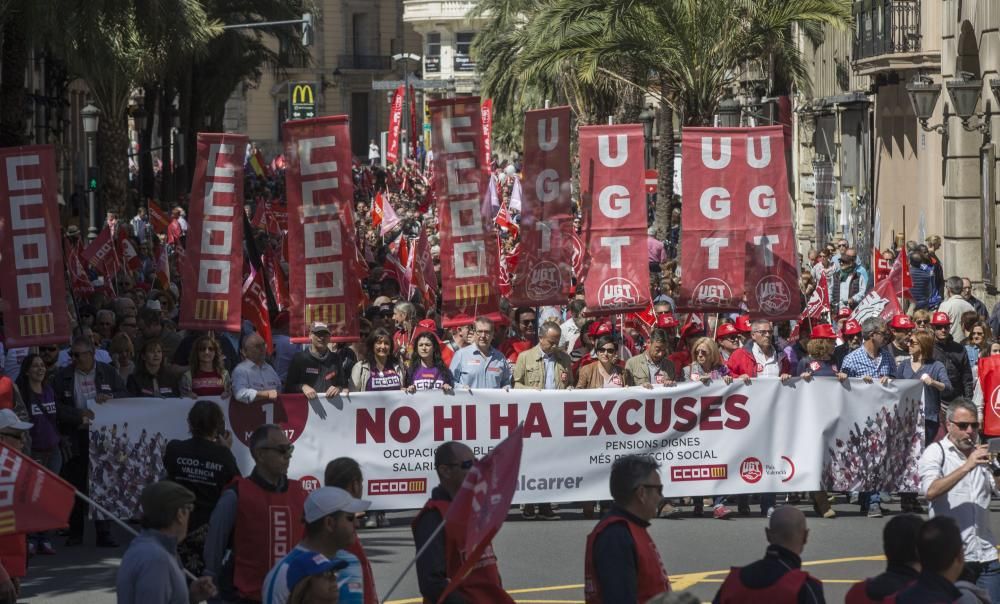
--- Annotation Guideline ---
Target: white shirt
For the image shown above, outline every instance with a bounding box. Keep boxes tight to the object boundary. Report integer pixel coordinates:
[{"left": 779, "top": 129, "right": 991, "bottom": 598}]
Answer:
[
  {"left": 919, "top": 438, "right": 1000, "bottom": 562},
  {"left": 751, "top": 343, "right": 780, "bottom": 377},
  {"left": 938, "top": 295, "right": 976, "bottom": 341}
]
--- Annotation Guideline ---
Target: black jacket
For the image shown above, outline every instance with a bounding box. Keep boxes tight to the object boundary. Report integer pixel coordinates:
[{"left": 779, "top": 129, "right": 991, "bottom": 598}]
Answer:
[
  {"left": 53, "top": 362, "right": 128, "bottom": 458},
  {"left": 934, "top": 337, "right": 974, "bottom": 401},
  {"left": 862, "top": 563, "right": 919, "bottom": 600},
  {"left": 892, "top": 571, "right": 961, "bottom": 604}
]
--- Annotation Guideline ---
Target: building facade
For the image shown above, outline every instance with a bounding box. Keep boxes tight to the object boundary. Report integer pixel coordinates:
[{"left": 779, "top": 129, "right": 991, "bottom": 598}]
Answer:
[
  {"left": 402, "top": 0, "right": 486, "bottom": 97},
  {"left": 226, "top": 0, "right": 421, "bottom": 159}
]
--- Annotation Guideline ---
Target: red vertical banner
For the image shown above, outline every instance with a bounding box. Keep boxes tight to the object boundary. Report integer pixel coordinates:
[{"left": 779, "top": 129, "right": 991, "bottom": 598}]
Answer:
[
  {"left": 409, "top": 84, "right": 418, "bottom": 158},
  {"left": 430, "top": 97, "right": 501, "bottom": 327},
  {"left": 481, "top": 98, "right": 493, "bottom": 168},
  {"left": 678, "top": 127, "right": 799, "bottom": 319},
  {"left": 0, "top": 145, "right": 71, "bottom": 346},
  {"left": 387, "top": 86, "right": 404, "bottom": 164},
  {"left": 510, "top": 106, "right": 574, "bottom": 307},
  {"left": 579, "top": 125, "right": 650, "bottom": 315},
  {"left": 283, "top": 115, "right": 362, "bottom": 343},
  {"left": 178, "top": 133, "right": 247, "bottom": 332},
  {"left": 980, "top": 356, "right": 1000, "bottom": 436}
]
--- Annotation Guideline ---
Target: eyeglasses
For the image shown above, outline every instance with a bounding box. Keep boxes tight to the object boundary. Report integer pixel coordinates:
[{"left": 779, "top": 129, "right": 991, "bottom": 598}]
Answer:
[
  {"left": 638, "top": 483, "right": 663, "bottom": 496},
  {"left": 439, "top": 459, "right": 475, "bottom": 470},
  {"left": 934, "top": 325, "right": 949, "bottom": 330},
  {"left": 259, "top": 444, "right": 294, "bottom": 456},
  {"left": 695, "top": 350, "right": 709, "bottom": 356},
  {"left": 915, "top": 320, "right": 929, "bottom": 326},
  {"left": 752, "top": 330, "right": 771, "bottom": 335},
  {"left": 837, "top": 243, "right": 848, "bottom": 248},
  {"left": 0, "top": 432, "right": 24, "bottom": 441},
  {"left": 950, "top": 421, "right": 980, "bottom": 431},
  {"left": 474, "top": 330, "right": 493, "bottom": 336},
  {"left": 598, "top": 347, "right": 617, "bottom": 354}
]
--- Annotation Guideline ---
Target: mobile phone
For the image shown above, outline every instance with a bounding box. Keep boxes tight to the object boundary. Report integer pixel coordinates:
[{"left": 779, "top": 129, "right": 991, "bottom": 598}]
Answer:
[{"left": 988, "top": 438, "right": 1000, "bottom": 454}]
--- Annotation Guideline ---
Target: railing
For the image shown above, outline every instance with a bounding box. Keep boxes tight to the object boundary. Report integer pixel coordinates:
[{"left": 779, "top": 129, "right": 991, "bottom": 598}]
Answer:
[
  {"left": 852, "top": 0, "right": 921, "bottom": 61},
  {"left": 337, "top": 55, "right": 393, "bottom": 71}
]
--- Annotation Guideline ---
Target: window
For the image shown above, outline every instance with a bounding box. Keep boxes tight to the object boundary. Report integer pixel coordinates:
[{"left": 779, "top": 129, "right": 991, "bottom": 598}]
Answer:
[
  {"left": 426, "top": 33, "right": 441, "bottom": 73},
  {"left": 455, "top": 32, "right": 476, "bottom": 72}
]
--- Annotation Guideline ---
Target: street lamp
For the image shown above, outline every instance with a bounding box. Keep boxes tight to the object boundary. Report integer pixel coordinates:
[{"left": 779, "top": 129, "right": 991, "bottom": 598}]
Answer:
[
  {"left": 905, "top": 75, "right": 943, "bottom": 132},
  {"left": 638, "top": 105, "right": 655, "bottom": 169},
  {"left": 907, "top": 73, "right": 1000, "bottom": 136},
  {"left": 81, "top": 103, "right": 101, "bottom": 241}
]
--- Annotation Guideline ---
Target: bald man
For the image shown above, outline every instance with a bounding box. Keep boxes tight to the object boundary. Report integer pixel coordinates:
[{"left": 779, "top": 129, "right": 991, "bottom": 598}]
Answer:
[
  {"left": 714, "top": 507, "right": 825, "bottom": 603},
  {"left": 232, "top": 333, "right": 282, "bottom": 404}
]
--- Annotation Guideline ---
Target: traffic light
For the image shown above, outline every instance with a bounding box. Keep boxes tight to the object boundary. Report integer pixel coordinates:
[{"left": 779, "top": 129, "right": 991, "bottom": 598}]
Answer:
[
  {"left": 301, "top": 13, "right": 313, "bottom": 47},
  {"left": 87, "top": 167, "right": 99, "bottom": 192}
]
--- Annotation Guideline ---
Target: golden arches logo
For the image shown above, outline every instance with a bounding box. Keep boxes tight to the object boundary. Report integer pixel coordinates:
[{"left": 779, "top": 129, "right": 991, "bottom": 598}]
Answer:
[{"left": 292, "top": 84, "right": 314, "bottom": 105}]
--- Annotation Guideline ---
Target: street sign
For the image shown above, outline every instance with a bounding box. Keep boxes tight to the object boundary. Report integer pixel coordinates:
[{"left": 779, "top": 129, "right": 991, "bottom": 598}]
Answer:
[
  {"left": 289, "top": 82, "right": 317, "bottom": 120},
  {"left": 645, "top": 169, "right": 658, "bottom": 194},
  {"left": 371, "top": 79, "right": 453, "bottom": 91}
]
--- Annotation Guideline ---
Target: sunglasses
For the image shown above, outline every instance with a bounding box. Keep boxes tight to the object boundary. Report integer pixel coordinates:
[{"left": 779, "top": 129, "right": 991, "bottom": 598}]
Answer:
[
  {"left": 598, "top": 347, "right": 617, "bottom": 354},
  {"left": 439, "top": 459, "right": 475, "bottom": 470},
  {"left": 259, "top": 444, "right": 294, "bottom": 456},
  {"left": 915, "top": 320, "right": 929, "bottom": 326},
  {"left": 950, "top": 421, "right": 980, "bottom": 431}
]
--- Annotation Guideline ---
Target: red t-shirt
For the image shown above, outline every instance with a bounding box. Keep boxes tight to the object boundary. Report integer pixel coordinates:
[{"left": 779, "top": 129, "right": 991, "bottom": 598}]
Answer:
[{"left": 191, "top": 370, "right": 225, "bottom": 396}]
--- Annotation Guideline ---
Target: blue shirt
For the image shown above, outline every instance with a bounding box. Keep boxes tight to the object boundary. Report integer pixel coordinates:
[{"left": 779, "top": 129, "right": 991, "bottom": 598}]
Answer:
[
  {"left": 116, "top": 530, "right": 188, "bottom": 604},
  {"left": 842, "top": 345, "right": 897, "bottom": 378},
  {"left": 449, "top": 346, "right": 512, "bottom": 388},
  {"left": 262, "top": 545, "right": 362, "bottom": 604}
]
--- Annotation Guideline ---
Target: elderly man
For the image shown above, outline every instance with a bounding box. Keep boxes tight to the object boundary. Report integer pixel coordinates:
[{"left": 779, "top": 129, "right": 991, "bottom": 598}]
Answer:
[
  {"left": 714, "top": 507, "right": 825, "bottom": 603},
  {"left": 233, "top": 333, "right": 282, "bottom": 404},
  {"left": 830, "top": 247, "right": 869, "bottom": 311},
  {"left": 412, "top": 442, "right": 514, "bottom": 603},
  {"left": 726, "top": 319, "right": 792, "bottom": 382},
  {"left": 585, "top": 455, "right": 671, "bottom": 603},
  {"left": 449, "top": 317, "right": 512, "bottom": 389},
  {"left": 962, "top": 278, "right": 989, "bottom": 319},
  {"left": 203, "top": 424, "right": 307, "bottom": 603},
  {"left": 938, "top": 276, "right": 976, "bottom": 341},
  {"left": 117, "top": 481, "right": 217, "bottom": 604},
  {"left": 919, "top": 399, "right": 1000, "bottom": 601},
  {"left": 624, "top": 328, "right": 677, "bottom": 387}
]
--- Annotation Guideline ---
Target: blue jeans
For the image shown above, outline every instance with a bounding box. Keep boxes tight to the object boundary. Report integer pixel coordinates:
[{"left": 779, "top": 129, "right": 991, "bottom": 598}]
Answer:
[{"left": 974, "top": 559, "right": 1000, "bottom": 603}]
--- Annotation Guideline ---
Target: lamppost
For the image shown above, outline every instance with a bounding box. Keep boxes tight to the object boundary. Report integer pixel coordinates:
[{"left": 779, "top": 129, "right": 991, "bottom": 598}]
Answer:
[
  {"left": 906, "top": 72, "right": 1000, "bottom": 135},
  {"left": 81, "top": 103, "right": 101, "bottom": 241},
  {"left": 638, "top": 105, "right": 656, "bottom": 169}
]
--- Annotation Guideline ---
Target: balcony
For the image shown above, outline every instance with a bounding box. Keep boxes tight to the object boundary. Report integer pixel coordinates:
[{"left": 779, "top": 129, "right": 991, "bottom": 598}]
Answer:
[
  {"left": 403, "top": 0, "right": 478, "bottom": 23},
  {"left": 337, "top": 55, "right": 393, "bottom": 71},
  {"left": 852, "top": 0, "right": 938, "bottom": 76}
]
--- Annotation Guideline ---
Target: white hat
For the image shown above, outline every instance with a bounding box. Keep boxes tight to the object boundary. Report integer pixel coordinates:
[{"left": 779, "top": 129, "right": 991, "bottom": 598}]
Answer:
[
  {"left": 303, "top": 487, "right": 371, "bottom": 522},
  {"left": 0, "top": 409, "right": 32, "bottom": 431},
  {"left": 146, "top": 300, "right": 162, "bottom": 311}
]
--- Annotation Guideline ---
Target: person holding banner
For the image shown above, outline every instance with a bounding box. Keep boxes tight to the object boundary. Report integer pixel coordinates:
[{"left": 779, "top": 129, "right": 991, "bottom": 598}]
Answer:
[
  {"left": 284, "top": 323, "right": 348, "bottom": 400},
  {"left": 127, "top": 339, "right": 182, "bottom": 398},
  {"left": 404, "top": 333, "right": 455, "bottom": 393},
  {"left": 624, "top": 329, "right": 678, "bottom": 388},
  {"left": 576, "top": 335, "right": 626, "bottom": 390},
  {"left": 449, "top": 317, "right": 513, "bottom": 390},
  {"left": 725, "top": 319, "right": 792, "bottom": 384},
  {"left": 16, "top": 354, "right": 61, "bottom": 556},
  {"left": 232, "top": 334, "right": 282, "bottom": 404},
  {"left": 350, "top": 328, "right": 404, "bottom": 393},
  {"left": 715, "top": 323, "right": 742, "bottom": 362},
  {"left": 413, "top": 441, "right": 515, "bottom": 604},
  {"left": 180, "top": 336, "right": 232, "bottom": 399},
  {"left": 584, "top": 454, "right": 671, "bottom": 603},
  {"left": 898, "top": 330, "right": 952, "bottom": 446}
]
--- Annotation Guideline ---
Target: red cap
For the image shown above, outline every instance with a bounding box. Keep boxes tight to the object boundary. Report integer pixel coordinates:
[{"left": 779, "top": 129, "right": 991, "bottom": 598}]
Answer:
[
  {"left": 836, "top": 307, "right": 851, "bottom": 319},
  {"left": 931, "top": 311, "right": 951, "bottom": 326},
  {"left": 889, "top": 314, "right": 915, "bottom": 330},
  {"left": 680, "top": 322, "right": 704, "bottom": 339},
  {"left": 735, "top": 315, "right": 752, "bottom": 333},
  {"left": 715, "top": 323, "right": 739, "bottom": 340},
  {"left": 588, "top": 321, "right": 613, "bottom": 337},
  {"left": 810, "top": 324, "right": 838, "bottom": 339},
  {"left": 842, "top": 319, "right": 862, "bottom": 335},
  {"left": 656, "top": 314, "right": 679, "bottom": 329}
]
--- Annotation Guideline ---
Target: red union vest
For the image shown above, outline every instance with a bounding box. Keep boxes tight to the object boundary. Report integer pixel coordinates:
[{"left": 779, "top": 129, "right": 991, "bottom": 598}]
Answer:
[
  {"left": 0, "top": 534, "right": 26, "bottom": 579},
  {"left": 411, "top": 499, "right": 514, "bottom": 604},
  {"left": 346, "top": 535, "right": 378, "bottom": 604},
  {"left": 717, "top": 565, "right": 811, "bottom": 603},
  {"left": 845, "top": 580, "right": 884, "bottom": 604},
  {"left": 232, "top": 477, "right": 307, "bottom": 601},
  {"left": 584, "top": 514, "right": 671, "bottom": 603}
]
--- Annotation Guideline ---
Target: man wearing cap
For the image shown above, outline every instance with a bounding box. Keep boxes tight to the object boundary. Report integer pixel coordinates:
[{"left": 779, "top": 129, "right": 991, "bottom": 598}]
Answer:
[
  {"left": 931, "top": 311, "right": 974, "bottom": 402},
  {"left": 449, "top": 317, "right": 513, "bottom": 389},
  {"left": 203, "top": 424, "right": 307, "bottom": 603},
  {"left": 117, "top": 480, "right": 218, "bottom": 604},
  {"left": 887, "top": 314, "right": 916, "bottom": 366},
  {"left": 830, "top": 247, "right": 869, "bottom": 311},
  {"left": 284, "top": 322, "right": 350, "bottom": 400},
  {"left": 624, "top": 328, "right": 677, "bottom": 388},
  {"left": 833, "top": 319, "right": 863, "bottom": 371},
  {"left": 262, "top": 487, "right": 369, "bottom": 604},
  {"left": 715, "top": 323, "right": 742, "bottom": 361},
  {"left": 413, "top": 442, "right": 514, "bottom": 603},
  {"left": 233, "top": 333, "right": 283, "bottom": 404},
  {"left": 938, "top": 277, "right": 976, "bottom": 341},
  {"left": 0, "top": 411, "right": 32, "bottom": 601}
]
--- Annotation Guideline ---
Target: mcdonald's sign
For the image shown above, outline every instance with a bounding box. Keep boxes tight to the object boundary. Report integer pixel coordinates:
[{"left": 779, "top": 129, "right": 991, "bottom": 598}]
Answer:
[{"left": 289, "top": 82, "right": 317, "bottom": 120}]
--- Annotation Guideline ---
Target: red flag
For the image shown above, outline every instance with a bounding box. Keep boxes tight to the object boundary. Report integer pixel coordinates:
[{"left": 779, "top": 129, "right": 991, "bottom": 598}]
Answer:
[
  {"left": 802, "top": 272, "right": 830, "bottom": 319},
  {"left": 852, "top": 278, "right": 902, "bottom": 324},
  {"left": 65, "top": 238, "right": 94, "bottom": 297},
  {"left": 0, "top": 442, "right": 75, "bottom": 534},
  {"left": 980, "top": 356, "right": 1000, "bottom": 436},
  {"left": 412, "top": 229, "right": 437, "bottom": 307},
  {"left": 80, "top": 226, "right": 121, "bottom": 278},
  {"left": 264, "top": 248, "right": 289, "bottom": 311},
  {"left": 888, "top": 251, "right": 912, "bottom": 298},
  {"left": 579, "top": 124, "right": 650, "bottom": 315},
  {"left": 242, "top": 264, "right": 273, "bottom": 353},
  {"left": 153, "top": 237, "right": 170, "bottom": 290},
  {"left": 178, "top": 133, "right": 247, "bottom": 332},
  {"left": 148, "top": 199, "right": 170, "bottom": 235},
  {"left": 494, "top": 202, "right": 518, "bottom": 239},
  {"left": 437, "top": 424, "right": 524, "bottom": 604},
  {"left": 387, "top": 86, "right": 405, "bottom": 164},
  {"left": 372, "top": 192, "right": 385, "bottom": 230},
  {"left": 380, "top": 194, "right": 401, "bottom": 237}
]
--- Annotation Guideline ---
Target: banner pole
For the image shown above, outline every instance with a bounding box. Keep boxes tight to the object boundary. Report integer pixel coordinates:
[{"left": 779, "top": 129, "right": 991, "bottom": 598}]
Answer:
[
  {"left": 381, "top": 516, "right": 447, "bottom": 603},
  {"left": 71, "top": 488, "right": 200, "bottom": 582}
]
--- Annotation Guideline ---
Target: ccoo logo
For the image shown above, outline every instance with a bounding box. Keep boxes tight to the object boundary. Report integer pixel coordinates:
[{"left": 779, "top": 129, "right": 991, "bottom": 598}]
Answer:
[
  {"left": 755, "top": 276, "right": 791, "bottom": 316},
  {"left": 597, "top": 277, "right": 640, "bottom": 308},
  {"left": 739, "top": 457, "right": 763, "bottom": 484},
  {"left": 526, "top": 260, "right": 562, "bottom": 300},
  {"left": 693, "top": 278, "right": 732, "bottom": 306}
]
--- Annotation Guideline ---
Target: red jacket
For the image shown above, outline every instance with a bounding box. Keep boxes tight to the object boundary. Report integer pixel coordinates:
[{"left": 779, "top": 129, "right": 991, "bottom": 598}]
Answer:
[{"left": 725, "top": 347, "right": 791, "bottom": 378}]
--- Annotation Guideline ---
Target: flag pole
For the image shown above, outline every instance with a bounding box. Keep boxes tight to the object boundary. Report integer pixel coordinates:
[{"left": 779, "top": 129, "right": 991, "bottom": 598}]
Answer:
[
  {"left": 71, "top": 488, "right": 200, "bottom": 582},
  {"left": 380, "top": 516, "right": 447, "bottom": 603}
]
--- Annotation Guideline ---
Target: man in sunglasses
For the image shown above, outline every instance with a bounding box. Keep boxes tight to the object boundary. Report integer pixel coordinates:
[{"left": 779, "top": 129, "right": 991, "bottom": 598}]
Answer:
[
  {"left": 501, "top": 307, "right": 539, "bottom": 361},
  {"left": 204, "top": 423, "right": 307, "bottom": 603},
  {"left": 829, "top": 247, "right": 869, "bottom": 313},
  {"left": 584, "top": 454, "right": 671, "bottom": 603},
  {"left": 931, "top": 312, "right": 974, "bottom": 402},
  {"left": 413, "top": 442, "right": 514, "bottom": 603},
  {"left": 918, "top": 399, "right": 1000, "bottom": 601}
]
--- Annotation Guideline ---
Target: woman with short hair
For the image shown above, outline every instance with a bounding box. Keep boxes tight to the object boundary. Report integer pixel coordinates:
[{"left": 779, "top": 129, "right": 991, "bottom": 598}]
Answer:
[{"left": 126, "top": 338, "right": 181, "bottom": 397}]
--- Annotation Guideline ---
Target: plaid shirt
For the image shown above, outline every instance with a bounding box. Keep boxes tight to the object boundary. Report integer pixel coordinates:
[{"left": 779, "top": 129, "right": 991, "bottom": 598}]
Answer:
[{"left": 841, "top": 345, "right": 896, "bottom": 378}]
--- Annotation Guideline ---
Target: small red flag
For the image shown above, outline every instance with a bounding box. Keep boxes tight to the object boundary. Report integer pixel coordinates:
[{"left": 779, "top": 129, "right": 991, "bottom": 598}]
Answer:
[
  {"left": 802, "top": 272, "right": 830, "bottom": 319},
  {"left": 437, "top": 424, "right": 524, "bottom": 603},
  {"left": 80, "top": 226, "right": 121, "bottom": 277},
  {"left": 372, "top": 192, "right": 384, "bottom": 230},
  {"left": 0, "top": 442, "right": 75, "bottom": 534},
  {"left": 148, "top": 199, "right": 169, "bottom": 235},
  {"left": 888, "top": 251, "right": 912, "bottom": 299},
  {"left": 242, "top": 264, "right": 273, "bottom": 353}
]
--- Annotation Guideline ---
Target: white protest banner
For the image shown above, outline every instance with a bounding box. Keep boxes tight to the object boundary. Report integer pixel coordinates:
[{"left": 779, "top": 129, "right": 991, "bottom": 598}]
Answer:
[{"left": 90, "top": 379, "right": 924, "bottom": 515}]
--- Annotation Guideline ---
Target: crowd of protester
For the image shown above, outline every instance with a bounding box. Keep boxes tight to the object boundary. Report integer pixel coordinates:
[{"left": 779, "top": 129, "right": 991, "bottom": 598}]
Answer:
[{"left": 0, "top": 149, "right": 999, "bottom": 603}]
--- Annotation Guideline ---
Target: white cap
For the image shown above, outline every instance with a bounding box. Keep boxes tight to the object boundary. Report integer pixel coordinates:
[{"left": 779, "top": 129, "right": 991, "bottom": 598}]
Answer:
[
  {"left": 146, "top": 300, "right": 162, "bottom": 311},
  {"left": 303, "top": 487, "right": 371, "bottom": 522},
  {"left": 0, "top": 409, "right": 32, "bottom": 431}
]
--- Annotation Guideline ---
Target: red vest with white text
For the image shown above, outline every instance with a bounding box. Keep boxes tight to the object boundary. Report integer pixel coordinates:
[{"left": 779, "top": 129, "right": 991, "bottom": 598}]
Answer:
[
  {"left": 716, "top": 565, "right": 810, "bottom": 603},
  {"left": 411, "top": 499, "right": 514, "bottom": 604},
  {"left": 584, "top": 515, "right": 671, "bottom": 603},
  {"left": 232, "top": 477, "right": 307, "bottom": 601}
]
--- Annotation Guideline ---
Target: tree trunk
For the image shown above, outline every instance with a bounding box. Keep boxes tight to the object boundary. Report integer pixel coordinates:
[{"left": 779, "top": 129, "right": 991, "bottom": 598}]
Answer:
[
  {"left": 653, "top": 84, "right": 675, "bottom": 242},
  {"left": 97, "top": 114, "right": 129, "bottom": 219},
  {"left": 138, "top": 85, "right": 157, "bottom": 205},
  {"left": 0, "top": 11, "right": 29, "bottom": 146}
]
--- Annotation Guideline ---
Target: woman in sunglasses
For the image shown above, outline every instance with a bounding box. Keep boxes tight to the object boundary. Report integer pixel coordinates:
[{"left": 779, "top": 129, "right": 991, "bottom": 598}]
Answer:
[
  {"left": 575, "top": 335, "right": 625, "bottom": 390},
  {"left": 180, "top": 335, "right": 231, "bottom": 399}
]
